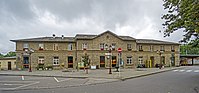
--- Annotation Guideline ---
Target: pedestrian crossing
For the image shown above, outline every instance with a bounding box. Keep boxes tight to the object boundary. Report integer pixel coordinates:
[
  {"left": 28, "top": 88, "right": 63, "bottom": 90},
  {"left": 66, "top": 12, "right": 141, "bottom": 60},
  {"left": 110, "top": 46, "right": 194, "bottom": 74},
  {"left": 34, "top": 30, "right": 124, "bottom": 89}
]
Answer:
[{"left": 173, "top": 69, "right": 199, "bottom": 73}]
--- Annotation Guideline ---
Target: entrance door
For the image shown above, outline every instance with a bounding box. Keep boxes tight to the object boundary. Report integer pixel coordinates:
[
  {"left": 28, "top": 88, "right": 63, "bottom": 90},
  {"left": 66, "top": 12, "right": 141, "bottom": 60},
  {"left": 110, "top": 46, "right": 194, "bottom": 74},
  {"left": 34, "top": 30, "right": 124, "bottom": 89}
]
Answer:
[
  {"left": 100, "top": 56, "right": 105, "bottom": 68},
  {"left": 150, "top": 56, "right": 154, "bottom": 67},
  {"left": 112, "top": 56, "right": 117, "bottom": 67},
  {"left": 68, "top": 56, "right": 73, "bottom": 68},
  {"left": 8, "top": 62, "right": 12, "bottom": 70},
  {"left": 23, "top": 57, "right": 29, "bottom": 68}
]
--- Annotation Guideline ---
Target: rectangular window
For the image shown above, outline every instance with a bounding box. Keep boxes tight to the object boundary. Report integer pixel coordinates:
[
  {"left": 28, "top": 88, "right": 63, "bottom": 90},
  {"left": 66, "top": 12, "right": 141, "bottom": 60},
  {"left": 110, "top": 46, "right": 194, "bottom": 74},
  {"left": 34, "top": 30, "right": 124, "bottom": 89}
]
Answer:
[
  {"left": 53, "top": 57, "right": 59, "bottom": 65},
  {"left": 127, "top": 57, "right": 132, "bottom": 64},
  {"left": 39, "top": 43, "right": 44, "bottom": 50},
  {"left": 53, "top": 44, "right": 58, "bottom": 50},
  {"left": 23, "top": 43, "right": 29, "bottom": 49},
  {"left": 171, "top": 45, "right": 175, "bottom": 52},
  {"left": 68, "top": 43, "right": 73, "bottom": 50},
  {"left": 150, "top": 45, "right": 153, "bottom": 52},
  {"left": 139, "top": 45, "right": 143, "bottom": 51},
  {"left": 112, "top": 43, "right": 116, "bottom": 50},
  {"left": 160, "top": 45, "right": 165, "bottom": 51},
  {"left": 138, "top": 56, "right": 143, "bottom": 64},
  {"left": 0, "top": 62, "right": 1, "bottom": 68},
  {"left": 100, "top": 43, "right": 105, "bottom": 50},
  {"left": 127, "top": 44, "right": 132, "bottom": 50},
  {"left": 38, "top": 57, "right": 44, "bottom": 64},
  {"left": 82, "top": 43, "right": 88, "bottom": 50}
]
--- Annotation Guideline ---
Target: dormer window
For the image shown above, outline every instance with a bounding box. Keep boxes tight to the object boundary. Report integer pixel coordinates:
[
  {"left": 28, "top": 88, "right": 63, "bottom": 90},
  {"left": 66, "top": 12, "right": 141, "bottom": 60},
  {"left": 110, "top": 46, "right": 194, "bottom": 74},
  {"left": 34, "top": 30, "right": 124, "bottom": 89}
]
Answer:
[
  {"left": 82, "top": 43, "right": 88, "bottom": 50},
  {"left": 100, "top": 43, "right": 105, "bottom": 50},
  {"left": 39, "top": 43, "right": 44, "bottom": 50}
]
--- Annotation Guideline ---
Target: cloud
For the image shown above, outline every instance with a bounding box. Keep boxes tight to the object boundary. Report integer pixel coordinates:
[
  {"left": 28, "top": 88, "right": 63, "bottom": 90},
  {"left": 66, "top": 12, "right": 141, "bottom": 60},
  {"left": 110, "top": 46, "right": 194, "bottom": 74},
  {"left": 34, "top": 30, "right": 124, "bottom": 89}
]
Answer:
[{"left": 0, "top": 0, "right": 184, "bottom": 53}]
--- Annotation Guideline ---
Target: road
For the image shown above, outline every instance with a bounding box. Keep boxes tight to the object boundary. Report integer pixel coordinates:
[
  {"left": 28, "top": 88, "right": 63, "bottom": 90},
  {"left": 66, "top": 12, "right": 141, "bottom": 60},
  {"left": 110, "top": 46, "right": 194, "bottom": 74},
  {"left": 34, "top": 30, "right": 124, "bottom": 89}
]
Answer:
[{"left": 1, "top": 66, "right": 199, "bottom": 93}]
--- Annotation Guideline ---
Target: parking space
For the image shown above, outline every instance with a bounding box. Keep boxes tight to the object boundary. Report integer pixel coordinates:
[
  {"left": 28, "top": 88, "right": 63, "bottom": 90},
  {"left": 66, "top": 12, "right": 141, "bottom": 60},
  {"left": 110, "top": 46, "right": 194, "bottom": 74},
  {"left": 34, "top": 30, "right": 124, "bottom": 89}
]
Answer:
[
  {"left": 0, "top": 75, "right": 118, "bottom": 91},
  {"left": 0, "top": 76, "right": 89, "bottom": 90}
]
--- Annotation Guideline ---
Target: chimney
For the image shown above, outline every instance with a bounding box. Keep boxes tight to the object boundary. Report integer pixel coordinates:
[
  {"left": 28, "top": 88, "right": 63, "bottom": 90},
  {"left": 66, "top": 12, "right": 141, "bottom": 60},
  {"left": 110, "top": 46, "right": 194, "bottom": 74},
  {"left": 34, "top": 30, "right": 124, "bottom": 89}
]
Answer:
[
  {"left": 61, "top": 35, "right": 64, "bottom": 39},
  {"left": 52, "top": 34, "right": 55, "bottom": 39}
]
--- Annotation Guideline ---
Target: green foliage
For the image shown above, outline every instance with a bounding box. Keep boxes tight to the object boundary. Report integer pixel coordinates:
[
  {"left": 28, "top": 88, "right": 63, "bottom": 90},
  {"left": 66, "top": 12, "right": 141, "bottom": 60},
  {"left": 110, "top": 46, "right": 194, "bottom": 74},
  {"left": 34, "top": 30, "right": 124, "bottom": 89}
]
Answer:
[
  {"left": 82, "top": 53, "right": 90, "bottom": 67},
  {"left": 162, "top": 0, "right": 199, "bottom": 45},
  {"left": 4, "top": 52, "right": 16, "bottom": 57},
  {"left": 180, "top": 45, "right": 199, "bottom": 55},
  {"left": 0, "top": 53, "right": 4, "bottom": 58},
  {"left": 0, "top": 51, "right": 16, "bottom": 58}
]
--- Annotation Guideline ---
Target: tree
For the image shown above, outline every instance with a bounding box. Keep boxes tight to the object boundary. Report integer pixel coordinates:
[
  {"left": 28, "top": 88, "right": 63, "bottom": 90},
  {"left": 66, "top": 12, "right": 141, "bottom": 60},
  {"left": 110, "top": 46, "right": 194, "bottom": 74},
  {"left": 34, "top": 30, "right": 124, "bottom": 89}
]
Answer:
[
  {"left": 161, "top": 0, "right": 199, "bottom": 45},
  {"left": 82, "top": 53, "right": 90, "bottom": 74},
  {"left": 180, "top": 44, "right": 199, "bottom": 55},
  {"left": 4, "top": 51, "right": 16, "bottom": 57},
  {"left": 0, "top": 53, "right": 4, "bottom": 58}
]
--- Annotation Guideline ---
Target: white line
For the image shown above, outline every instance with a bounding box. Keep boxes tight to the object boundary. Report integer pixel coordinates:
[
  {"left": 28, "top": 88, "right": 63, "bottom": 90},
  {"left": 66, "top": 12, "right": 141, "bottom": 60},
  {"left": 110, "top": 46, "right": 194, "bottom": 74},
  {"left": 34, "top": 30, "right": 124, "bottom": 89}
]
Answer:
[
  {"left": 194, "top": 70, "right": 199, "bottom": 72},
  {"left": 0, "top": 81, "right": 36, "bottom": 83},
  {"left": 14, "top": 81, "right": 40, "bottom": 90},
  {"left": 3, "top": 83, "right": 24, "bottom": 86},
  {"left": 186, "top": 70, "right": 192, "bottom": 72},
  {"left": 54, "top": 77, "right": 59, "bottom": 82},
  {"left": 179, "top": 70, "right": 185, "bottom": 72},
  {"left": 173, "top": 70, "right": 178, "bottom": 72},
  {"left": 59, "top": 78, "right": 73, "bottom": 82}
]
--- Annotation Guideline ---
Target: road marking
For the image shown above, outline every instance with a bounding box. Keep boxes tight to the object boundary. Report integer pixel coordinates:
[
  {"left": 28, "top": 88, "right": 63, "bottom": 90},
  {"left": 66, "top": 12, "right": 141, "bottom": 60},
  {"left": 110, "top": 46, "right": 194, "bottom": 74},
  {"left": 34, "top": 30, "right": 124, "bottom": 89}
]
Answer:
[
  {"left": 14, "top": 81, "right": 40, "bottom": 90},
  {"left": 186, "top": 70, "right": 192, "bottom": 72},
  {"left": 179, "top": 70, "right": 185, "bottom": 72},
  {"left": 3, "top": 83, "right": 24, "bottom": 86},
  {"left": 0, "top": 81, "right": 40, "bottom": 90},
  {"left": 194, "top": 70, "right": 199, "bottom": 72},
  {"left": 59, "top": 78, "right": 73, "bottom": 82},
  {"left": 54, "top": 77, "right": 59, "bottom": 82},
  {"left": 173, "top": 70, "right": 178, "bottom": 72}
]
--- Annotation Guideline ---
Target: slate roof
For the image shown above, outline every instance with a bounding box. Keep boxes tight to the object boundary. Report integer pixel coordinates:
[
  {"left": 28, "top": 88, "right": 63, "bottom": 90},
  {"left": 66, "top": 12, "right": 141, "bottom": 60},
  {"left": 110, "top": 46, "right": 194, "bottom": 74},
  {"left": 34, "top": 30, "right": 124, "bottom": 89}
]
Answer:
[
  {"left": 136, "top": 39, "right": 180, "bottom": 45},
  {"left": 11, "top": 37, "right": 76, "bottom": 42},
  {"left": 10, "top": 31, "right": 179, "bottom": 44}
]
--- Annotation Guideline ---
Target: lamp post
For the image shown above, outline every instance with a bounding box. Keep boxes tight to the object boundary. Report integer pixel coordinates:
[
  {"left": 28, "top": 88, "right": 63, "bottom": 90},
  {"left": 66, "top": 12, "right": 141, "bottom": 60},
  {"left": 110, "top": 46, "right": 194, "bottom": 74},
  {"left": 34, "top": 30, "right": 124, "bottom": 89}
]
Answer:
[
  {"left": 105, "top": 44, "right": 112, "bottom": 74},
  {"left": 157, "top": 50, "right": 163, "bottom": 69},
  {"left": 25, "top": 48, "right": 34, "bottom": 72}
]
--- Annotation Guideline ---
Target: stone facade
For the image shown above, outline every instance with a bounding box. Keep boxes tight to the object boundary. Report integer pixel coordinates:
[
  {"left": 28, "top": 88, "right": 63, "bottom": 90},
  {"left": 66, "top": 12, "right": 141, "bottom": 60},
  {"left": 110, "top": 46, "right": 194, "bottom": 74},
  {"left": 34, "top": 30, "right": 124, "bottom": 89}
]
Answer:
[
  {"left": 0, "top": 57, "right": 16, "bottom": 70},
  {"left": 11, "top": 31, "right": 180, "bottom": 70}
]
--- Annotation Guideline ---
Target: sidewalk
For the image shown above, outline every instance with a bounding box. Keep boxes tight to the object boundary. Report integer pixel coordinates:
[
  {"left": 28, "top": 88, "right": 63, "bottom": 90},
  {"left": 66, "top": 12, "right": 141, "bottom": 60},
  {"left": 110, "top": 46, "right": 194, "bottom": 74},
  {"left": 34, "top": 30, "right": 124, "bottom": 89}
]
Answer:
[{"left": 0, "top": 67, "right": 184, "bottom": 80}]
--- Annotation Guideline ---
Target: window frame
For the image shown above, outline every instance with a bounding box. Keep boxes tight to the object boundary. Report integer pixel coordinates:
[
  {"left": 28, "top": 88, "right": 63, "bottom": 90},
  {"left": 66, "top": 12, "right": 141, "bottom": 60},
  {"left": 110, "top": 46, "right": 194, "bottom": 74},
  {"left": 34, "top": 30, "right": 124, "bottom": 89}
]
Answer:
[
  {"left": 53, "top": 57, "right": 59, "bottom": 65},
  {"left": 127, "top": 44, "right": 132, "bottom": 50},
  {"left": 38, "top": 57, "right": 44, "bottom": 64},
  {"left": 138, "top": 45, "right": 143, "bottom": 51},
  {"left": 23, "top": 43, "right": 29, "bottom": 49},
  {"left": 127, "top": 57, "right": 132, "bottom": 64},
  {"left": 82, "top": 43, "right": 88, "bottom": 50},
  {"left": 53, "top": 44, "right": 58, "bottom": 51},
  {"left": 39, "top": 43, "right": 44, "bottom": 50},
  {"left": 68, "top": 43, "right": 73, "bottom": 50},
  {"left": 99, "top": 43, "right": 105, "bottom": 50}
]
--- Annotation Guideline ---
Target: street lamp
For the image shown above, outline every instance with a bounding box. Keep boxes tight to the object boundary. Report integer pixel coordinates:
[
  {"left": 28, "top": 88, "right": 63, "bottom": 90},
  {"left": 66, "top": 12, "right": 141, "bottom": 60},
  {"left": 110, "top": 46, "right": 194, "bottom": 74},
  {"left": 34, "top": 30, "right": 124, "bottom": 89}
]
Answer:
[
  {"left": 25, "top": 48, "right": 34, "bottom": 72},
  {"left": 157, "top": 50, "right": 164, "bottom": 69},
  {"left": 105, "top": 44, "right": 112, "bottom": 74}
]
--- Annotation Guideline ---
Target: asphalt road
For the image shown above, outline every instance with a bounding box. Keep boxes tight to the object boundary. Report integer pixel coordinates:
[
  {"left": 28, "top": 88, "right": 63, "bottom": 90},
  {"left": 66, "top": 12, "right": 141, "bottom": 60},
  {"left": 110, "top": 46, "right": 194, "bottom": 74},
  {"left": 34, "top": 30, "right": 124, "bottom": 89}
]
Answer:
[{"left": 1, "top": 66, "right": 199, "bottom": 93}]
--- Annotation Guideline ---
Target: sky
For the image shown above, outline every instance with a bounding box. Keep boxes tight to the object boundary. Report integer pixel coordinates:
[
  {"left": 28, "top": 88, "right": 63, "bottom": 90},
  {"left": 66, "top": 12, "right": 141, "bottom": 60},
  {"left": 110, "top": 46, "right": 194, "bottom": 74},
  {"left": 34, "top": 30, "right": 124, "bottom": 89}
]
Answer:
[{"left": 0, "top": 0, "right": 184, "bottom": 54}]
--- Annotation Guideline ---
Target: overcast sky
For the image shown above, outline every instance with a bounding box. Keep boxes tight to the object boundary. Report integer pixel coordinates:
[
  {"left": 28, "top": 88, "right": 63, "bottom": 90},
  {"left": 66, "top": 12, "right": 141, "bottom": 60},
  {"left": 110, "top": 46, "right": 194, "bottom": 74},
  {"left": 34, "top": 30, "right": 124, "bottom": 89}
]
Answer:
[{"left": 0, "top": 0, "right": 184, "bottom": 54}]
